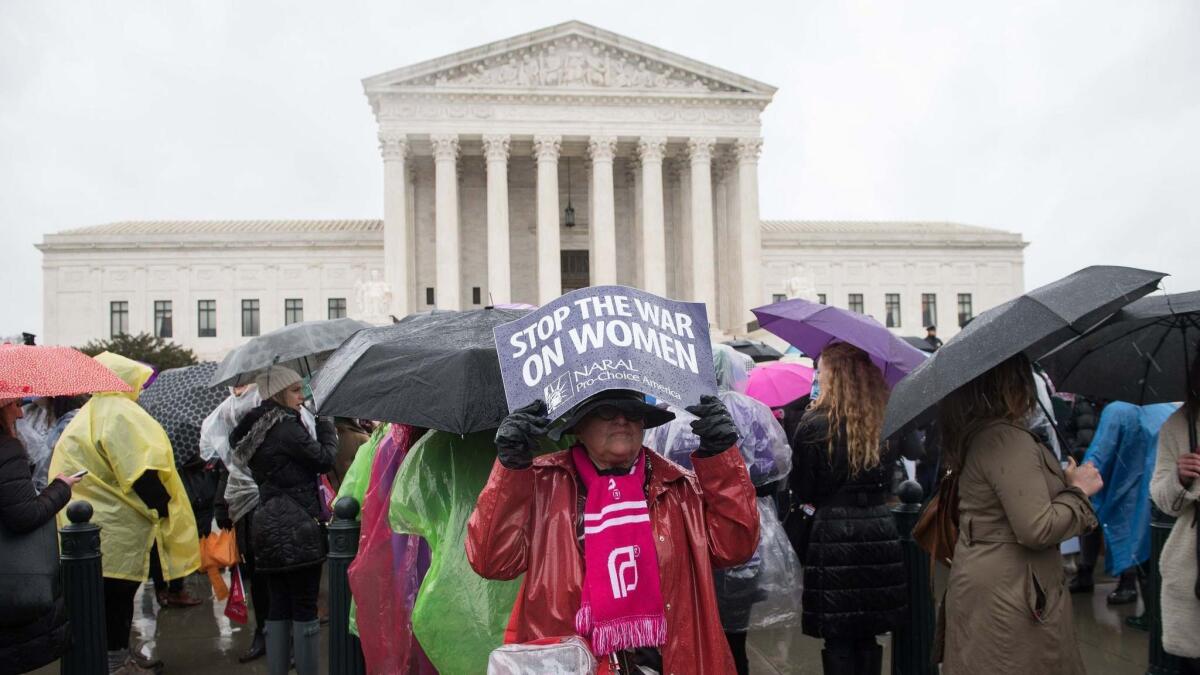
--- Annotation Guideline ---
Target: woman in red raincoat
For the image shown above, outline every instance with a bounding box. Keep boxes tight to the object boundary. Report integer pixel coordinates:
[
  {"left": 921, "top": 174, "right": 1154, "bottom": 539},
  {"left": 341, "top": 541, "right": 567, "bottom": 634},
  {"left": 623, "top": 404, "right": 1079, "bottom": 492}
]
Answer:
[{"left": 466, "top": 389, "right": 759, "bottom": 674}]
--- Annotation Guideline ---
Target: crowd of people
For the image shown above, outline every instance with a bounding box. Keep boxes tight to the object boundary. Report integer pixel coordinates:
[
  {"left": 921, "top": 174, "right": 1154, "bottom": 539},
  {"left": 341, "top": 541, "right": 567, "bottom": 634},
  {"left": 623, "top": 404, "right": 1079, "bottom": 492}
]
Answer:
[{"left": 1, "top": 285, "right": 1198, "bottom": 675}]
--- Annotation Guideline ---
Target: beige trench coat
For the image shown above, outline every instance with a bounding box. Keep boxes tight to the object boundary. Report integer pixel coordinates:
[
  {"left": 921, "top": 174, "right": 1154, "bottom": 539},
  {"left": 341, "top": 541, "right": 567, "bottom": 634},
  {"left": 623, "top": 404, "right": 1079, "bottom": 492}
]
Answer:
[
  {"left": 941, "top": 421, "right": 1097, "bottom": 675},
  {"left": 1149, "top": 407, "right": 1200, "bottom": 658}
]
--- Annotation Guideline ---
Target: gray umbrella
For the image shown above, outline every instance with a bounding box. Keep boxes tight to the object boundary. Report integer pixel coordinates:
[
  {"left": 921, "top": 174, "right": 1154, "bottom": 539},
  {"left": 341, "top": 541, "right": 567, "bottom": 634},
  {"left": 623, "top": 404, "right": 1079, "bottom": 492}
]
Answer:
[
  {"left": 1040, "top": 291, "right": 1200, "bottom": 405},
  {"left": 882, "top": 266, "right": 1165, "bottom": 439},
  {"left": 209, "top": 318, "right": 373, "bottom": 387}
]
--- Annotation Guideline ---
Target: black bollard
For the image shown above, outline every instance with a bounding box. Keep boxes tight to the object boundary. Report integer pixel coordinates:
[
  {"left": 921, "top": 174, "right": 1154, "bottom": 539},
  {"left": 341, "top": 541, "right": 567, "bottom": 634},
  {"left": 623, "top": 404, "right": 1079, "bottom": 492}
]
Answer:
[
  {"left": 59, "top": 501, "right": 106, "bottom": 675},
  {"left": 1147, "top": 506, "right": 1182, "bottom": 675},
  {"left": 328, "top": 497, "right": 366, "bottom": 675},
  {"left": 891, "top": 480, "right": 937, "bottom": 675}
]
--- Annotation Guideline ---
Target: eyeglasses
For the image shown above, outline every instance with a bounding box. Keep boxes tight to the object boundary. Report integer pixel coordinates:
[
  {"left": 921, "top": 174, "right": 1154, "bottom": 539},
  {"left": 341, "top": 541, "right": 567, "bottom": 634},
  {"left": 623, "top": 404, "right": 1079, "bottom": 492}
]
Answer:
[{"left": 591, "top": 404, "right": 646, "bottom": 423}]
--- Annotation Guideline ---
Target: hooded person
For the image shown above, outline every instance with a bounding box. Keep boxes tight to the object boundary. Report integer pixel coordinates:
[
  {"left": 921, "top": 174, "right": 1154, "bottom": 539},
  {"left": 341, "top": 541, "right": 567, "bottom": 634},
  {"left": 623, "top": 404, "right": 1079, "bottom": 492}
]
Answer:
[
  {"left": 228, "top": 366, "right": 337, "bottom": 675},
  {"left": 466, "top": 388, "right": 759, "bottom": 674},
  {"left": 49, "top": 352, "right": 200, "bottom": 675},
  {"left": 643, "top": 345, "right": 799, "bottom": 675}
]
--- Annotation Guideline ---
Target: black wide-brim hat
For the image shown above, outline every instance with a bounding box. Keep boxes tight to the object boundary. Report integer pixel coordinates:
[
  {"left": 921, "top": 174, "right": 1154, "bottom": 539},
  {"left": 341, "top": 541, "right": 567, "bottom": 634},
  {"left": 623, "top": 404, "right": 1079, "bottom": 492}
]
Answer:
[{"left": 550, "top": 389, "right": 675, "bottom": 440}]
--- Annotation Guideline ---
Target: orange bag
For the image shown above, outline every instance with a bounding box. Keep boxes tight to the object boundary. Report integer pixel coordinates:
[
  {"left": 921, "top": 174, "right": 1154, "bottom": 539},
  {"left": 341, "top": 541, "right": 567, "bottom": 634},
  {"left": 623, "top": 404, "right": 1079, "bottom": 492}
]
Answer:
[{"left": 200, "top": 530, "right": 238, "bottom": 600}]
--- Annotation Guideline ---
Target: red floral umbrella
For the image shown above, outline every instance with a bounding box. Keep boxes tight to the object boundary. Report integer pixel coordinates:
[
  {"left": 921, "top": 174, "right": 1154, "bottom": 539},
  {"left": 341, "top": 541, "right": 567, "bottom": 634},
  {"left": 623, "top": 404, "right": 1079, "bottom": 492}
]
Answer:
[{"left": 0, "top": 345, "right": 132, "bottom": 399}]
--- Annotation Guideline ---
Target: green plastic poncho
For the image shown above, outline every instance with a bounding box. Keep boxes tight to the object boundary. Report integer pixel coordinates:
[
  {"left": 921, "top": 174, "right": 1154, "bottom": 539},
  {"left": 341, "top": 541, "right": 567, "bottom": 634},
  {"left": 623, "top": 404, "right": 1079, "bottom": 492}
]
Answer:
[
  {"left": 388, "top": 430, "right": 561, "bottom": 675},
  {"left": 49, "top": 352, "right": 201, "bottom": 582}
]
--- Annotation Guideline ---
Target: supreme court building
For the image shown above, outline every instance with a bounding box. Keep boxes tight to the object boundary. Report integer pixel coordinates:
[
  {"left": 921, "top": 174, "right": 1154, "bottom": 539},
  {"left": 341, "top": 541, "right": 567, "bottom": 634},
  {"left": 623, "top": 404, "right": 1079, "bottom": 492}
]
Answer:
[{"left": 38, "top": 21, "right": 1027, "bottom": 360}]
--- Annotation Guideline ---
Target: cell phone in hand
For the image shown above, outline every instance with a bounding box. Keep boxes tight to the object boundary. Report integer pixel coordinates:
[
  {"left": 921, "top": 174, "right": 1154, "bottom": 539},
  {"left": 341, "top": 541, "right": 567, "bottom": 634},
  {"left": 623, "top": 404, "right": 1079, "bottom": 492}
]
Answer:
[{"left": 70, "top": 469, "right": 88, "bottom": 480}]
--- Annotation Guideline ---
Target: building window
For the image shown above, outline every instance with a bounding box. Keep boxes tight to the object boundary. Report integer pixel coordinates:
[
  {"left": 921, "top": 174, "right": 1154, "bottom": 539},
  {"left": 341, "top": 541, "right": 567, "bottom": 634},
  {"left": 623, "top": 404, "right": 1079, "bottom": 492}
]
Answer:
[
  {"left": 817, "top": 293, "right": 826, "bottom": 305},
  {"left": 197, "top": 300, "right": 217, "bottom": 337},
  {"left": 153, "top": 301, "right": 173, "bottom": 338},
  {"left": 242, "top": 299, "right": 260, "bottom": 337},
  {"left": 110, "top": 301, "right": 129, "bottom": 338},
  {"left": 425, "top": 288, "right": 435, "bottom": 306},
  {"left": 472, "top": 287, "right": 482, "bottom": 305},
  {"left": 848, "top": 294, "right": 864, "bottom": 314},
  {"left": 921, "top": 294, "right": 937, "bottom": 329},
  {"left": 561, "top": 250, "right": 590, "bottom": 291},
  {"left": 885, "top": 294, "right": 901, "bottom": 328},
  {"left": 957, "top": 293, "right": 974, "bottom": 327},
  {"left": 284, "top": 299, "right": 303, "bottom": 325},
  {"left": 771, "top": 293, "right": 786, "bottom": 304},
  {"left": 328, "top": 298, "right": 347, "bottom": 320}
]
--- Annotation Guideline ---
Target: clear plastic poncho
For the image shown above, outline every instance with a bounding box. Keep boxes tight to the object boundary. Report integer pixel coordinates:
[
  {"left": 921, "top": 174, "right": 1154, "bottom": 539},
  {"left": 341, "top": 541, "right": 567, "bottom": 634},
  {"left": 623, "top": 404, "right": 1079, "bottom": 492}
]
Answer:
[
  {"left": 643, "top": 344, "right": 801, "bottom": 632},
  {"left": 49, "top": 352, "right": 201, "bottom": 582}
]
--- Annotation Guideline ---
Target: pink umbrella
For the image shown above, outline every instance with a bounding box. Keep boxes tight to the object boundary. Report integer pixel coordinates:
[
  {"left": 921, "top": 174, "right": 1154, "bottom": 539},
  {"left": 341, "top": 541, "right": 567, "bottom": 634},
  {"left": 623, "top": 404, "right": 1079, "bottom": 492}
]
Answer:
[{"left": 745, "top": 361, "right": 815, "bottom": 408}]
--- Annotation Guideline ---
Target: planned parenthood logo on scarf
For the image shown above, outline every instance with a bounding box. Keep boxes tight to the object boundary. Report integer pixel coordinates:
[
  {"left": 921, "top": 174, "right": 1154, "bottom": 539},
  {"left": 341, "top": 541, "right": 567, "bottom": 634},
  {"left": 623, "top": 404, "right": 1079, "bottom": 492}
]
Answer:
[{"left": 493, "top": 286, "right": 717, "bottom": 420}]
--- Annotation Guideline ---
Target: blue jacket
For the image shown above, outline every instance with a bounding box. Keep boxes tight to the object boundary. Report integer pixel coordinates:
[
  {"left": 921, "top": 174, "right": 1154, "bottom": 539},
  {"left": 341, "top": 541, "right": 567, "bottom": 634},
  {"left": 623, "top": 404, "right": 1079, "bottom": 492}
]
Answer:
[{"left": 1083, "top": 401, "right": 1178, "bottom": 575}]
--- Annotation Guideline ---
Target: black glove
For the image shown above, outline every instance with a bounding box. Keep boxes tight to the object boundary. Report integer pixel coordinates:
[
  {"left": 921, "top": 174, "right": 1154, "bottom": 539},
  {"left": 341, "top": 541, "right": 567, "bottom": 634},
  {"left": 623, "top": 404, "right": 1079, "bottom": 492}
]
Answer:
[
  {"left": 216, "top": 517, "right": 235, "bottom": 531},
  {"left": 495, "top": 400, "right": 550, "bottom": 470},
  {"left": 685, "top": 394, "right": 739, "bottom": 457}
]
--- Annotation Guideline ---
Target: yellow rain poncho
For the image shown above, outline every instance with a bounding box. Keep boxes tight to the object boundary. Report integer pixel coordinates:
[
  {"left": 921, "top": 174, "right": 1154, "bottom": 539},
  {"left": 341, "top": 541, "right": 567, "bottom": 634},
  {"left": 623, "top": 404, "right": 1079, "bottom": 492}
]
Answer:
[{"left": 49, "top": 352, "right": 201, "bottom": 582}]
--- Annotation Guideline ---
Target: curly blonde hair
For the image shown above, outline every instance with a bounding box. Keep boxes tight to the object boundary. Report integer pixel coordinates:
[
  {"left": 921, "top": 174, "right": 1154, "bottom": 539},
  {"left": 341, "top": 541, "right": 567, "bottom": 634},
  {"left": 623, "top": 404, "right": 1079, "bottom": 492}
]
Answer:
[{"left": 811, "top": 342, "right": 889, "bottom": 476}]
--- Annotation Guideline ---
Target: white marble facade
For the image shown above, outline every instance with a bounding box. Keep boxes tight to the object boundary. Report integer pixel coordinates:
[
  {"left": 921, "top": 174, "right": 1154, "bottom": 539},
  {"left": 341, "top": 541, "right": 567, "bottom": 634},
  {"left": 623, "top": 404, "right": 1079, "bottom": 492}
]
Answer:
[{"left": 37, "top": 22, "right": 1027, "bottom": 359}]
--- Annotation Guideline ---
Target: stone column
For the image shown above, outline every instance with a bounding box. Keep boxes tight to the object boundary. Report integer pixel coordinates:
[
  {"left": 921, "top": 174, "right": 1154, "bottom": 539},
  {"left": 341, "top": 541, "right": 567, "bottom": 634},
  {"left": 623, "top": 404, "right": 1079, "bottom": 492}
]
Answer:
[
  {"left": 713, "top": 156, "right": 731, "bottom": 330},
  {"left": 687, "top": 137, "right": 717, "bottom": 313},
  {"left": 637, "top": 136, "right": 667, "bottom": 296},
  {"left": 672, "top": 158, "right": 692, "bottom": 298},
  {"left": 735, "top": 138, "right": 764, "bottom": 329},
  {"left": 430, "top": 134, "right": 461, "bottom": 310},
  {"left": 379, "top": 134, "right": 411, "bottom": 316},
  {"left": 627, "top": 158, "right": 642, "bottom": 288},
  {"left": 482, "top": 134, "right": 511, "bottom": 305},
  {"left": 588, "top": 135, "right": 618, "bottom": 286},
  {"left": 533, "top": 135, "right": 562, "bottom": 304}
]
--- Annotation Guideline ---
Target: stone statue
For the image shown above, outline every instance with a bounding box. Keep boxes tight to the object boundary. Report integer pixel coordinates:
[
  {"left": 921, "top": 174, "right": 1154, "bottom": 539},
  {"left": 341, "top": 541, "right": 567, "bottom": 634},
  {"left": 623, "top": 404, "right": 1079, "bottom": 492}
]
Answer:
[
  {"left": 785, "top": 268, "right": 818, "bottom": 302},
  {"left": 354, "top": 270, "right": 392, "bottom": 321}
]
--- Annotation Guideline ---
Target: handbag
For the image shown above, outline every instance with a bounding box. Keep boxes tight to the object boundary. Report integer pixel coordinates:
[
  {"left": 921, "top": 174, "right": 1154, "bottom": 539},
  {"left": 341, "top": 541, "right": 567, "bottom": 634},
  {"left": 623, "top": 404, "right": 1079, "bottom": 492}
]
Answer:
[
  {"left": 487, "top": 636, "right": 597, "bottom": 674},
  {"left": 912, "top": 469, "right": 960, "bottom": 566},
  {"left": 201, "top": 529, "right": 239, "bottom": 600},
  {"left": 224, "top": 566, "right": 249, "bottom": 625},
  {"left": 0, "top": 516, "right": 61, "bottom": 628}
]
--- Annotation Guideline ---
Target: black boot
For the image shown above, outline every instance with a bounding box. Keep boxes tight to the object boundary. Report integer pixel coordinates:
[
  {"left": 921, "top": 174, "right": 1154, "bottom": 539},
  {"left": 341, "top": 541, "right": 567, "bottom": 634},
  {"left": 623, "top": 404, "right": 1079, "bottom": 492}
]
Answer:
[
  {"left": 239, "top": 628, "right": 267, "bottom": 663},
  {"left": 1069, "top": 564, "right": 1094, "bottom": 593},
  {"left": 855, "top": 642, "right": 883, "bottom": 675},
  {"left": 1107, "top": 570, "right": 1139, "bottom": 605},
  {"left": 821, "top": 647, "right": 856, "bottom": 675}
]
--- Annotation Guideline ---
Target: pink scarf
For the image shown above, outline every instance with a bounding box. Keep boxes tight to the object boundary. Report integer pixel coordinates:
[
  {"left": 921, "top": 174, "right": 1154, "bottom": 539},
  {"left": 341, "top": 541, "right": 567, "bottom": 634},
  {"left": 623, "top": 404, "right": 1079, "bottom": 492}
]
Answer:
[{"left": 571, "top": 445, "right": 667, "bottom": 657}]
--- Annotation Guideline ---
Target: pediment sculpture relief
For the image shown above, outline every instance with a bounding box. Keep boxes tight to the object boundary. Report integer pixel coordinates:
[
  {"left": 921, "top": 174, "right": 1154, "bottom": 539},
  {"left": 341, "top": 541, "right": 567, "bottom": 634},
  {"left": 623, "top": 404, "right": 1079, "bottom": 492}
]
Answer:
[{"left": 409, "top": 38, "right": 742, "bottom": 93}]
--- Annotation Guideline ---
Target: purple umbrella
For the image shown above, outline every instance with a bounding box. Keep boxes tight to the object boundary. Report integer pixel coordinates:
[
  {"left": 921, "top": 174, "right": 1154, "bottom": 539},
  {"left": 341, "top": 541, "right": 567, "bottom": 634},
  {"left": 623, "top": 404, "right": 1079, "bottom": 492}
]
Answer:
[{"left": 752, "top": 298, "right": 927, "bottom": 387}]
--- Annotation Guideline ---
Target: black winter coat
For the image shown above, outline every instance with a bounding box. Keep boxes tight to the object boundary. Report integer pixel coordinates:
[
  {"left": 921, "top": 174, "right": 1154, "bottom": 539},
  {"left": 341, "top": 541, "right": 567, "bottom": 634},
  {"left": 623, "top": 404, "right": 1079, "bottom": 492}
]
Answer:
[
  {"left": 230, "top": 402, "right": 337, "bottom": 573},
  {"left": 787, "top": 410, "right": 906, "bottom": 640},
  {"left": 0, "top": 435, "right": 71, "bottom": 674}
]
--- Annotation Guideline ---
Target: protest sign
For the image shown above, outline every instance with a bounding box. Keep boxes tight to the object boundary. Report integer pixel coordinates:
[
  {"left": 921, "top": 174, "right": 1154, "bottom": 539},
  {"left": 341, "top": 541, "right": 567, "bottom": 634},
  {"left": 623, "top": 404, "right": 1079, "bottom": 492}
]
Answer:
[{"left": 493, "top": 286, "right": 717, "bottom": 421}]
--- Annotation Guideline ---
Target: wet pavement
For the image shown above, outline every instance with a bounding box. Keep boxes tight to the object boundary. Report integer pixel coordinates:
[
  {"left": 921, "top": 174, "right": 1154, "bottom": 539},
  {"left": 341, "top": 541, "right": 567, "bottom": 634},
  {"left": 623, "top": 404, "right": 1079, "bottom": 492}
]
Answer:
[{"left": 32, "top": 566, "right": 1148, "bottom": 674}]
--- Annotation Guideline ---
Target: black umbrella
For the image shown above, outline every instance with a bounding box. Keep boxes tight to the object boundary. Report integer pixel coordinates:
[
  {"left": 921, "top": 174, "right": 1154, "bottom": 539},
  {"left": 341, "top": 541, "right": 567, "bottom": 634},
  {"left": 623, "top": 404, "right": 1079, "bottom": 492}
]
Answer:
[
  {"left": 139, "top": 361, "right": 228, "bottom": 466},
  {"left": 311, "top": 307, "right": 531, "bottom": 435},
  {"left": 1040, "top": 291, "right": 1200, "bottom": 405},
  {"left": 901, "top": 336, "right": 937, "bottom": 353},
  {"left": 882, "top": 266, "right": 1165, "bottom": 439},
  {"left": 209, "top": 318, "right": 373, "bottom": 387},
  {"left": 723, "top": 339, "right": 784, "bottom": 363}
]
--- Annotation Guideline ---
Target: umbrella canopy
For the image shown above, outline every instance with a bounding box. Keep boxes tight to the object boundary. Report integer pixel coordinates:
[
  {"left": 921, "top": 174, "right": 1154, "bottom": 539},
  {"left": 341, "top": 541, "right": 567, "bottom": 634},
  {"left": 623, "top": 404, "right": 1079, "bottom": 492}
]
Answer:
[
  {"left": 901, "top": 336, "right": 937, "bottom": 353},
  {"left": 882, "top": 266, "right": 1165, "bottom": 439},
  {"left": 0, "top": 344, "right": 132, "bottom": 399},
  {"left": 312, "top": 308, "right": 531, "bottom": 435},
  {"left": 209, "top": 318, "right": 372, "bottom": 387},
  {"left": 744, "top": 361, "right": 815, "bottom": 408},
  {"left": 752, "top": 299, "right": 927, "bottom": 387},
  {"left": 1041, "top": 291, "right": 1200, "bottom": 405},
  {"left": 140, "top": 361, "right": 229, "bottom": 466},
  {"left": 724, "top": 338, "right": 784, "bottom": 363}
]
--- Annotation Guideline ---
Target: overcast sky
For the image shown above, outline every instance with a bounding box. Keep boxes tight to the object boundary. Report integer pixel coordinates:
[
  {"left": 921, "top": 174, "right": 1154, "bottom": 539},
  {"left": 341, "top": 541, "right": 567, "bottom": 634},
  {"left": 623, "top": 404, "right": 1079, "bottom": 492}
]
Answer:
[{"left": 2, "top": 0, "right": 1198, "bottom": 338}]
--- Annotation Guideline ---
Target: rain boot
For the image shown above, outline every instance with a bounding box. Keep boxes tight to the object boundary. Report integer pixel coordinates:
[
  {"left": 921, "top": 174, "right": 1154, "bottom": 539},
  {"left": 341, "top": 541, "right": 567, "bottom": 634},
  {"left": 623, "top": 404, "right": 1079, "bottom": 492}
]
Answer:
[
  {"left": 265, "top": 620, "right": 291, "bottom": 675},
  {"left": 1107, "top": 569, "right": 1138, "bottom": 605},
  {"left": 292, "top": 619, "right": 321, "bottom": 675},
  {"left": 856, "top": 642, "right": 883, "bottom": 675},
  {"left": 821, "top": 642, "right": 856, "bottom": 675},
  {"left": 1069, "top": 564, "right": 1094, "bottom": 593},
  {"left": 239, "top": 628, "right": 267, "bottom": 663}
]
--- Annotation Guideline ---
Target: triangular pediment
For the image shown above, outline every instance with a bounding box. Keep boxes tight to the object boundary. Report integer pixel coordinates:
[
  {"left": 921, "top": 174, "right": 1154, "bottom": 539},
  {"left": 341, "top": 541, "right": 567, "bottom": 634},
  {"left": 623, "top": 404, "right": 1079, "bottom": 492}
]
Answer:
[{"left": 363, "top": 21, "right": 776, "bottom": 97}]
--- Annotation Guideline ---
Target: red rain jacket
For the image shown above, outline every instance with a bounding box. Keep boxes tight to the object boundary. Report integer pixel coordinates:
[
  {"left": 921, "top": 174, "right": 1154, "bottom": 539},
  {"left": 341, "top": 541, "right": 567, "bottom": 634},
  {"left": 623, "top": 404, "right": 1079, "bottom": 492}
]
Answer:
[{"left": 466, "top": 446, "right": 760, "bottom": 675}]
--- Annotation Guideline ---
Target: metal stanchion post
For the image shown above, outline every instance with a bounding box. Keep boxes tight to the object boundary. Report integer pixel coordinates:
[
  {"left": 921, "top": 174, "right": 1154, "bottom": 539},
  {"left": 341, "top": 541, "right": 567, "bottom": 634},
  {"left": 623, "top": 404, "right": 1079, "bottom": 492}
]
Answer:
[
  {"left": 59, "top": 501, "right": 106, "bottom": 675},
  {"left": 328, "top": 497, "right": 366, "bottom": 675},
  {"left": 1147, "top": 507, "right": 1182, "bottom": 675},
  {"left": 891, "top": 480, "right": 937, "bottom": 675}
]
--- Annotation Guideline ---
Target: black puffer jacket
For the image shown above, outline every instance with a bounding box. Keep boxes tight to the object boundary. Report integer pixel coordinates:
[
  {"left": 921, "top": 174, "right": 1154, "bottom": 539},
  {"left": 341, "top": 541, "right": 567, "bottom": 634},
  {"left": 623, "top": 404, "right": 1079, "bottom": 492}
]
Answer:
[
  {"left": 788, "top": 410, "right": 906, "bottom": 640},
  {"left": 229, "top": 401, "right": 337, "bottom": 573},
  {"left": 0, "top": 434, "right": 71, "bottom": 674}
]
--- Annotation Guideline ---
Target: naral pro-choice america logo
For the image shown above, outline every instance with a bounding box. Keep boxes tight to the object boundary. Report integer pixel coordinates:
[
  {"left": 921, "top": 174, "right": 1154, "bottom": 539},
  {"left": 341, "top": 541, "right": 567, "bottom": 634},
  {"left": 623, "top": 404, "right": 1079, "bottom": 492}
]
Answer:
[{"left": 543, "top": 371, "right": 575, "bottom": 412}]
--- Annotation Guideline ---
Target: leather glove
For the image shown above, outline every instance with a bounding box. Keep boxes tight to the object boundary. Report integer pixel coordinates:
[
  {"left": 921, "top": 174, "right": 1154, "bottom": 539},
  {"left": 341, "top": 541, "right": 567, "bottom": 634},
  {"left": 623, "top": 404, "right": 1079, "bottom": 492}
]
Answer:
[
  {"left": 216, "top": 517, "right": 235, "bottom": 531},
  {"left": 495, "top": 400, "right": 550, "bottom": 470},
  {"left": 685, "top": 394, "right": 739, "bottom": 457}
]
